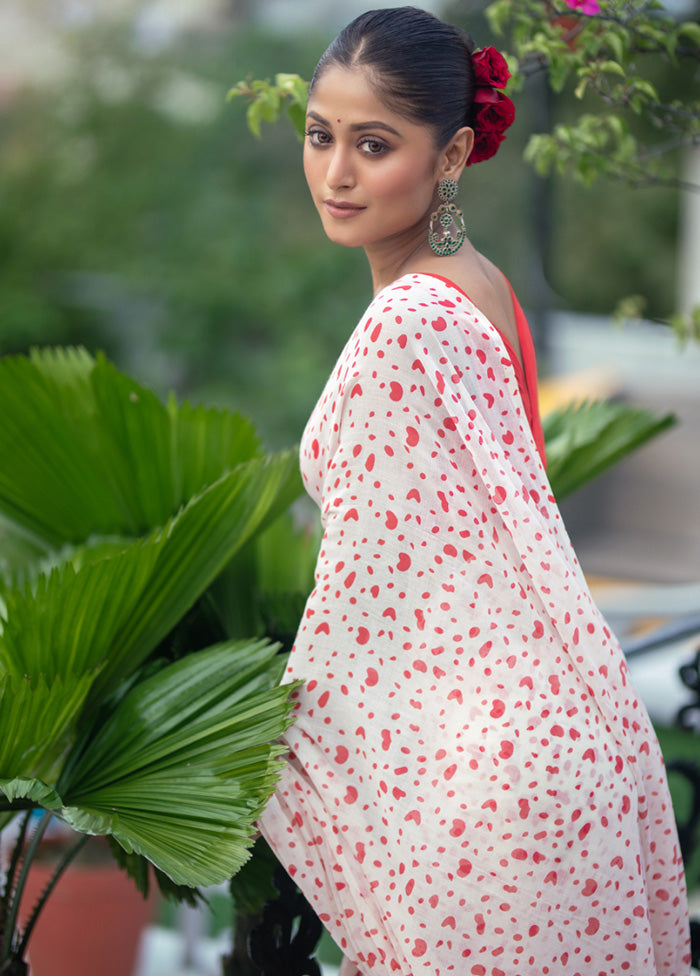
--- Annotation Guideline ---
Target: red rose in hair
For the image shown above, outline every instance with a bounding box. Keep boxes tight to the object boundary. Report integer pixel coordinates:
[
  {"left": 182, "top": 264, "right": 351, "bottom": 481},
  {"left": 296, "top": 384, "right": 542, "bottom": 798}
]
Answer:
[
  {"left": 467, "top": 89, "right": 516, "bottom": 166},
  {"left": 471, "top": 46, "right": 511, "bottom": 90}
]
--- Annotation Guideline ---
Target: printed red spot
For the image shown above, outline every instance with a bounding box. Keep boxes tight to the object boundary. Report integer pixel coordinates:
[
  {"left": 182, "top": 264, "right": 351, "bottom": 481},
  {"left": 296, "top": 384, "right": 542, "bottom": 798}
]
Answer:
[
  {"left": 390, "top": 381, "right": 403, "bottom": 401},
  {"left": 357, "top": 627, "right": 370, "bottom": 645},
  {"left": 405, "top": 809, "right": 422, "bottom": 825},
  {"left": 315, "top": 622, "right": 330, "bottom": 636},
  {"left": 432, "top": 316, "right": 447, "bottom": 332},
  {"left": 370, "top": 322, "right": 382, "bottom": 341},
  {"left": 350, "top": 383, "right": 362, "bottom": 398},
  {"left": 406, "top": 426, "right": 419, "bottom": 446},
  {"left": 444, "top": 416, "right": 457, "bottom": 430},
  {"left": 477, "top": 573, "right": 493, "bottom": 589},
  {"left": 318, "top": 690, "right": 329, "bottom": 708},
  {"left": 490, "top": 699, "right": 506, "bottom": 719},
  {"left": 585, "top": 918, "right": 599, "bottom": 936},
  {"left": 499, "top": 740, "right": 514, "bottom": 759},
  {"left": 344, "top": 786, "right": 358, "bottom": 804},
  {"left": 493, "top": 486, "right": 506, "bottom": 505},
  {"left": 407, "top": 488, "right": 421, "bottom": 502},
  {"left": 365, "top": 666, "right": 379, "bottom": 685},
  {"left": 335, "top": 745, "right": 349, "bottom": 764},
  {"left": 450, "top": 819, "right": 466, "bottom": 837},
  {"left": 512, "top": 848, "right": 527, "bottom": 860},
  {"left": 397, "top": 552, "right": 412, "bottom": 571},
  {"left": 544, "top": 871, "right": 558, "bottom": 885},
  {"left": 311, "top": 439, "right": 319, "bottom": 459},
  {"left": 344, "top": 507, "right": 359, "bottom": 522},
  {"left": 548, "top": 674, "right": 560, "bottom": 694},
  {"left": 381, "top": 729, "right": 391, "bottom": 750},
  {"left": 582, "top": 879, "right": 598, "bottom": 897},
  {"left": 447, "top": 689, "right": 463, "bottom": 704},
  {"left": 533, "top": 620, "right": 545, "bottom": 639},
  {"left": 365, "top": 453, "right": 375, "bottom": 472},
  {"left": 444, "top": 764, "right": 457, "bottom": 780},
  {"left": 412, "top": 939, "right": 427, "bottom": 958},
  {"left": 457, "top": 859, "right": 472, "bottom": 877},
  {"left": 442, "top": 915, "right": 456, "bottom": 929},
  {"left": 355, "top": 842, "right": 366, "bottom": 863},
  {"left": 385, "top": 510, "right": 398, "bottom": 529},
  {"left": 482, "top": 799, "right": 497, "bottom": 812}
]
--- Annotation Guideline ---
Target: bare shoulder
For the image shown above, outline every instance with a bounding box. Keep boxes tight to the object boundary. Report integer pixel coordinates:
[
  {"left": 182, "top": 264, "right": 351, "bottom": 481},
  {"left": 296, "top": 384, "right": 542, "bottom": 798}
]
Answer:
[{"left": 416, "top": 249, "right": 521, "bottom": 358}]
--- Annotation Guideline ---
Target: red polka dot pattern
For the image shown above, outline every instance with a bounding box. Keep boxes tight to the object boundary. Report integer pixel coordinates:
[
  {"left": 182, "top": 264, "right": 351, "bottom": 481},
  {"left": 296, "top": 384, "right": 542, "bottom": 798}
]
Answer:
[{"left": 259, "top": 274, "right": 690, "bottom": 975}]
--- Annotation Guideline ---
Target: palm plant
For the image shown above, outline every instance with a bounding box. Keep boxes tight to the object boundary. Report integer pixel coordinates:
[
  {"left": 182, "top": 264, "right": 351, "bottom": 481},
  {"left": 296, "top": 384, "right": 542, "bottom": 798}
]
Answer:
[{"left": 0, "top": 347, "right": 306, "bottom": 973}]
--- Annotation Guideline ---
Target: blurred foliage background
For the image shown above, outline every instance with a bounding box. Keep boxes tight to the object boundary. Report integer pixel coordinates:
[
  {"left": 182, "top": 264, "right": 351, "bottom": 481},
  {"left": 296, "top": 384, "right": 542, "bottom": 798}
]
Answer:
[{"left": 0, "top": 5, "right": 688, "bottom": 448}]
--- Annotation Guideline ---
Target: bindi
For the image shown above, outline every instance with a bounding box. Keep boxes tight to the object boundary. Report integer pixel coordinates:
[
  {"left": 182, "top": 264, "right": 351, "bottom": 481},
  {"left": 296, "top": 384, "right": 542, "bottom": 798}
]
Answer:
[{"left": 337, "top": 118, "right": 342, "bottom": 123}]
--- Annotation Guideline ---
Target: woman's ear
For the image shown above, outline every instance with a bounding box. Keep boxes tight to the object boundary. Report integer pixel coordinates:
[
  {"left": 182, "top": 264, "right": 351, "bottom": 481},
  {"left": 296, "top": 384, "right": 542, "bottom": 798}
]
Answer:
[{"left": 440, "top": 126, "right": 474, "bottom": 181}]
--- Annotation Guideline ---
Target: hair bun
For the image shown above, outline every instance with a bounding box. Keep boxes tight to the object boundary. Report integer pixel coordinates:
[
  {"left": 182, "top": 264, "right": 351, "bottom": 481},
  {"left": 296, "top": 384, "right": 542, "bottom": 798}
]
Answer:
[{"left": 456, "top": 27, "right": 476, "bottom": 55}]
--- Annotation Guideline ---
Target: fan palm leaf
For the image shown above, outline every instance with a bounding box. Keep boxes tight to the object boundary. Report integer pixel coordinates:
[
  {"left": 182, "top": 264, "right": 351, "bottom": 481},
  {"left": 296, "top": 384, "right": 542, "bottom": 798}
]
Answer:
[{"left": 543, "top": 398, "right": 676, "bottom": 501}]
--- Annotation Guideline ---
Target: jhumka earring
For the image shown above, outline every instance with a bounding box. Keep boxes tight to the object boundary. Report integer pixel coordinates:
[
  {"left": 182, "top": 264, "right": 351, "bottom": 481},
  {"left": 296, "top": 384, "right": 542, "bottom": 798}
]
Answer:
[{"left": 428, "top": 178, "right": 466, "bottom": 257}]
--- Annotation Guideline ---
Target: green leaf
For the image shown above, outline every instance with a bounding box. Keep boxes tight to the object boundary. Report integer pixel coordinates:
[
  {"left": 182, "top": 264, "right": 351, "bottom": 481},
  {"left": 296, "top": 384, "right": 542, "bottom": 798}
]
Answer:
[
  {"left": 0, "top": 671, "right": 95, "bottom": 783},
  {"left": 543, "top": 400, "right": 676, "bottom": 501},
  {"left": 229, "top": 836, "right": 279, "bottom": 915},
  {"left": 0, "top": 350, "right": 266, "bottom": 551},
  {"left": 678, "top": 21, "right": 700, "bottom": 46},
  {"left": 485, "top": 0, "right": 513, "bottom": 37},
  {"left": 56, "top": 640, "right": 301, "bottom": 887},
  {"left": 0, "top": 777, "right": 63, "bottom": 810}
]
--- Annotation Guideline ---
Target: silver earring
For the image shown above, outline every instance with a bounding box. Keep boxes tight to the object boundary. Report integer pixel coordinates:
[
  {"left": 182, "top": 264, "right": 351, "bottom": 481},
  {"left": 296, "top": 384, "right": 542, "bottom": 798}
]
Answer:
[{"left": 428, "top": 178, "right": 466, "bottom": 257}]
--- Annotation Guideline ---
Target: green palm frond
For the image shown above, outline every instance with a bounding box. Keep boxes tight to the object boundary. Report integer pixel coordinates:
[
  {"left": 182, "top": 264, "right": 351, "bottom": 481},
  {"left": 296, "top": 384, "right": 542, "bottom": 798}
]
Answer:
[
  {"left": 57, "top": 640, "right": 299, "bottom": 887},
  {"left": 0, "top": 672, "right": 95, "bottom": 783},
  {"left": 543, "top": 399, "right": 676, "bottom": 501},
  {"left": 0, "top": 349, "right": 265, "bottom": 554}
]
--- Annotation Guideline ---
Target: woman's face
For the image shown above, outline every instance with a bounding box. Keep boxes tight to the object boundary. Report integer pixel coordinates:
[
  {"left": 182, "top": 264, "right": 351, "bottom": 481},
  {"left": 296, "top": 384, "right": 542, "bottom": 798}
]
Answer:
[{"left": 303, "top": 64, "right": 443, "bottom": 251}]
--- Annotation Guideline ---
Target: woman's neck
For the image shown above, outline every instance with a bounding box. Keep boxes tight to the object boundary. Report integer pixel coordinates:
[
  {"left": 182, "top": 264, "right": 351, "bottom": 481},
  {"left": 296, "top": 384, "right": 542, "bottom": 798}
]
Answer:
[{"left": 365, "top": 226, "right": 435, "bottom": 296}]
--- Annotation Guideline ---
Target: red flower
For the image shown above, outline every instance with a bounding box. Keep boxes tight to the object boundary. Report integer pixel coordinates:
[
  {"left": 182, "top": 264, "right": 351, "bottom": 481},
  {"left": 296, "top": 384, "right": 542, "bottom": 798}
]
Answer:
[
  {"left": 471, "top": 46, "right": 511, "bottom": 90},
  {"left": 467, "top": 90, "right": 516, "bottom": 166}
]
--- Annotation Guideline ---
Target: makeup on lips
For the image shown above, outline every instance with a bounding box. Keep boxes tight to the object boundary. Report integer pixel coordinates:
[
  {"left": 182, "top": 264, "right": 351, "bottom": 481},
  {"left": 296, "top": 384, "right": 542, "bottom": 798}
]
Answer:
[{"left": 323, "top": 199, "right": 367, "bottom": 219}]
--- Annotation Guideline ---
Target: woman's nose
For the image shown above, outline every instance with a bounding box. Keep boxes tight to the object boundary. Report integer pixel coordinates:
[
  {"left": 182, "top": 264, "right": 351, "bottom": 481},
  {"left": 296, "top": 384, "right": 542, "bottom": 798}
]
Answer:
[{"left": 325, "top": 145, "right": 356, "bottom": 190}]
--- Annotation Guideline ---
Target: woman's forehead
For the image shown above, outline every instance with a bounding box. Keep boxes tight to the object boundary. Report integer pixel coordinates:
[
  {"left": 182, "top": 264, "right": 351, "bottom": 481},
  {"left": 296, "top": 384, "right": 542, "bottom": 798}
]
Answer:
[{"left": 307, "top": 64, "right": 421, "bottom": 134}]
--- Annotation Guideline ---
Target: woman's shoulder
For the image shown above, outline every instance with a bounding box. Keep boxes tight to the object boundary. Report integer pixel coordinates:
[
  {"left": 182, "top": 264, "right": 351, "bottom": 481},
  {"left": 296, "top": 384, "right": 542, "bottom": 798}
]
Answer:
[{"left": 386, "top": 254, "right": 522, "bottom": 361}]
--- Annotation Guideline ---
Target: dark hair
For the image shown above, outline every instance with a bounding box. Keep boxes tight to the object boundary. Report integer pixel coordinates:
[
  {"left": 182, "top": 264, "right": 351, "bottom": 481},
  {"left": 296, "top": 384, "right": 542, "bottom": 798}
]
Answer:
[{"left": 310, "top": 6, "right": 476, "bottom": 149}]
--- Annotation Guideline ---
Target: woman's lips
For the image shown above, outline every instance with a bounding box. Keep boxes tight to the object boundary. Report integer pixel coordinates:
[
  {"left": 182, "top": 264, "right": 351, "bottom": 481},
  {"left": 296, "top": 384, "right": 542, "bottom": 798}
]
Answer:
[{"left": 323, "top": 199, "right": 366, "bottom": 219}]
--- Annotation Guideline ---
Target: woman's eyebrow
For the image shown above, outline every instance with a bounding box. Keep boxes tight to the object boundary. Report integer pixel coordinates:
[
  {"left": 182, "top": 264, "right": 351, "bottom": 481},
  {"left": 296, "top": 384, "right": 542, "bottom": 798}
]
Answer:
[{"left": 306, "top": 110, "right": 402, "bottom": 137}]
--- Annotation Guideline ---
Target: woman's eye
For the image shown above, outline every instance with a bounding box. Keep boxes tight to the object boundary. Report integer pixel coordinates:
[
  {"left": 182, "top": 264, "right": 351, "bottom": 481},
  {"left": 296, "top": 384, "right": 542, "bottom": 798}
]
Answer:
[
  {"left": 359, "top": 138, "right": 388, "bottom": 156},
  {"left": 305, "top": 128, "right": 331, "bottom": 146}
]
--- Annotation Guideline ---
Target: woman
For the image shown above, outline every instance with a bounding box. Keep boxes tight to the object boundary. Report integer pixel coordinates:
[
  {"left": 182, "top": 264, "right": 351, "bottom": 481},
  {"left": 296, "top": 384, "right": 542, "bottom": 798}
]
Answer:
[{"left": 258, "top": 8, "right": 690, "bottom": 975}]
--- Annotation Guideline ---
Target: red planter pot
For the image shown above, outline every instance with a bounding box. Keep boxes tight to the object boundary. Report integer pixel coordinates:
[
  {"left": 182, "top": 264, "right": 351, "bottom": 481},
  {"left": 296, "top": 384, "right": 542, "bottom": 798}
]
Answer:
[{"left": 20, "top": 859, "right": 156, "bottom": 976}]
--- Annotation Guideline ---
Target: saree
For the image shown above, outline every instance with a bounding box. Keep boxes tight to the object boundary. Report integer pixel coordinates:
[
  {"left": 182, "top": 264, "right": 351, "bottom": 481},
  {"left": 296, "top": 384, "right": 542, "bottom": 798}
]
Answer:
[{"left": 259, "top": 273, "right": 690, "bottom": 975}]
